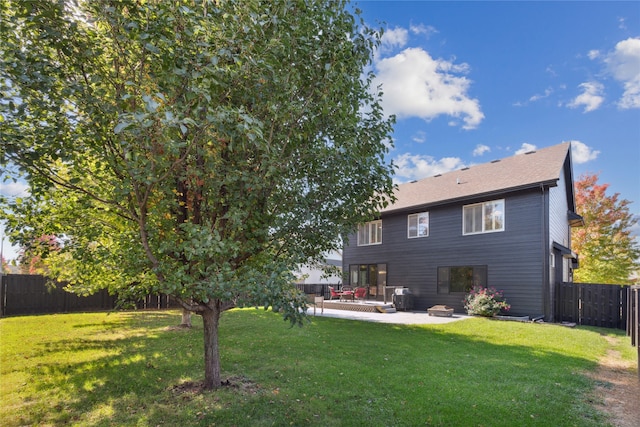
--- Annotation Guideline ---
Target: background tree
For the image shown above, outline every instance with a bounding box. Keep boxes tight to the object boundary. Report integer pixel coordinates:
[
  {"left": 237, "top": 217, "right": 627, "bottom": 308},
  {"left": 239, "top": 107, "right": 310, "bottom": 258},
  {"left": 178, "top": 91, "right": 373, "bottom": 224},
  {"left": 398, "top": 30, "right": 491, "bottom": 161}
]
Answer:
[
  {"left": 1, "top": 256, "right": 8, "bottom": 274},
  {"left": 17, "top": 234, "right": 60, "bottom": 274},
  {"left": 0, "top": 0, "right": 395, "bottom": 389},
  {"left": 572, "top": 173, "right": 639, "bottom": 284}
]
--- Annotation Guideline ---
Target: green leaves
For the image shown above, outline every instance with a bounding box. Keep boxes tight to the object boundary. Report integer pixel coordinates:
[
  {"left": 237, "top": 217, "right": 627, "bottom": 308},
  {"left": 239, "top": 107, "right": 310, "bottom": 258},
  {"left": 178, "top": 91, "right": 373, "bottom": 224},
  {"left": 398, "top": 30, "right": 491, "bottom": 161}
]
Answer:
[
  {"left": 3, "top": 0, "right": 393, "bottom": 336},
  {"left": 573, "top": 173, "right": 640, "bottom": 284},
  {"left": 1, "top": 0, "right": 397, "bottom": 389}
]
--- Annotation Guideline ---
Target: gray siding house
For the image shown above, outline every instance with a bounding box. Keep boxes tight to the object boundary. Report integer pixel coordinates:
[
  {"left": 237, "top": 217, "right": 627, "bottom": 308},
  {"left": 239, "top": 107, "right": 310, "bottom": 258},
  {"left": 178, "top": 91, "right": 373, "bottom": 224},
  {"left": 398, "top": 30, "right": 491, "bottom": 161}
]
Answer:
[{"left": 342, "top": 142, "right": 583, "bottom": 320}]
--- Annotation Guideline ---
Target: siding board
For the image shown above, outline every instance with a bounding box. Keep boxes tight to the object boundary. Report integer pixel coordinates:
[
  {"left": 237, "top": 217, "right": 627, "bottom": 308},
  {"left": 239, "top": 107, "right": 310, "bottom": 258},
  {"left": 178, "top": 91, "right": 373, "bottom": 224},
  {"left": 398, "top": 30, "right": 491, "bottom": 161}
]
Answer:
[{"left": 344, "top": 190, "right": 548, "bottom": 315}]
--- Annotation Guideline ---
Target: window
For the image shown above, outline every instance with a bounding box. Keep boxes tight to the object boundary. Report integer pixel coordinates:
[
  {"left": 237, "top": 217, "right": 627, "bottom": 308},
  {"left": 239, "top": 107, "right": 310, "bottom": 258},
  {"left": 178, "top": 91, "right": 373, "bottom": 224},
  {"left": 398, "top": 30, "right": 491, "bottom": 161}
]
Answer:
[
  {"left": 437, "top": 266, "right": 487, "bottom": 294},
  {"left": 357, "top": 220, "right": 382, "bottom": 246},
  {"left": 349, "top": 263, "right": 387, "bottom": 296},
  {"left": 408, "top": 212, "right": 429, "bottom": 238},
  {"left": 463, "top": 199, "right": 504, "bottom": 235}
]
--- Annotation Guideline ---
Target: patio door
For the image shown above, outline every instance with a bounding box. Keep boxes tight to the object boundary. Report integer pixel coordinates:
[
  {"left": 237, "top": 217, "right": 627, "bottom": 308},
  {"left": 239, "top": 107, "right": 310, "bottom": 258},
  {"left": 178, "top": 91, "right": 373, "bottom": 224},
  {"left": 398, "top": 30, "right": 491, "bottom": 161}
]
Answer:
[{"left": 349, "top": 263, "right": 387, "bottom": 299}]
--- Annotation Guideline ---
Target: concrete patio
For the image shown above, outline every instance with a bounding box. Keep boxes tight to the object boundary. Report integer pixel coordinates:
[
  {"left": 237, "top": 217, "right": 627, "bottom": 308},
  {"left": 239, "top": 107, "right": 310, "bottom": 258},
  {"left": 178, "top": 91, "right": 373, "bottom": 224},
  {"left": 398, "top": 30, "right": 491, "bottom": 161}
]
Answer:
[{"left": 306, "top": 299, "right": 470, "bottom": 325}]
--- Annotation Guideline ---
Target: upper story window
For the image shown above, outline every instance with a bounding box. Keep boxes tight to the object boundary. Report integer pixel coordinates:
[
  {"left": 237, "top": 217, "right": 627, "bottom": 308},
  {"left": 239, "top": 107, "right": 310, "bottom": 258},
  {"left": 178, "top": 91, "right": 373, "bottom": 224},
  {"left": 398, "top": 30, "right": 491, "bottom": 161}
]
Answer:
[
  {"left": 358, "top": 220, "right": 382, "bottom": 246},
  {"left": 463, "top": 199, "right": 505, "bottom": 235},
  {"left": 408, "top": 212, "right": 429, "bottom": 238}
]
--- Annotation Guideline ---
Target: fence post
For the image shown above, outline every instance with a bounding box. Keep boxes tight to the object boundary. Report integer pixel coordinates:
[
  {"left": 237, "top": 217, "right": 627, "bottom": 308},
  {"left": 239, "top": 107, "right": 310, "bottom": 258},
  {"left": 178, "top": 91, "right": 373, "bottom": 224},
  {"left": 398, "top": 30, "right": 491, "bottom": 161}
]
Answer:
[
  {"left": 0, "top": 274, "right": 5, "bottom": 317},
  {"left": 631, "top": 286, "right": 639, "bottom": 380}
]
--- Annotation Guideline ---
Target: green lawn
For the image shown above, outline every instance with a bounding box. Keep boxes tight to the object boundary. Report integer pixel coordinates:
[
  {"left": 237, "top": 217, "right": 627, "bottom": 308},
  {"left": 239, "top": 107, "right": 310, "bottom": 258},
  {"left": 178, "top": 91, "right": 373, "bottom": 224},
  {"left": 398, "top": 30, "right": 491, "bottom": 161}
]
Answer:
[{"left": 0, "top": 309, "right": 636, "bottom": 426}]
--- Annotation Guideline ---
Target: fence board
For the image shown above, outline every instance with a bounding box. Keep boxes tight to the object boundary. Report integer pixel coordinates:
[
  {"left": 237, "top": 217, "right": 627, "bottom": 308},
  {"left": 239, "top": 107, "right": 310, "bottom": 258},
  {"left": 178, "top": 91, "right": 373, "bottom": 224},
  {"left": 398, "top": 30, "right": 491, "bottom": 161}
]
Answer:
[
  {"left": 629, "top": 286, "right": 638, "bottom": 346},
  {"left": 556, "top": 282, "right": 628, "bottom": 329},
  {"left": 0, "top": 274, "right": 176, "bottom": 316},
  {"left": 627, "top": 286, "right": 639, "bottom": 379},
  {"left": 556, "top": 282, "right": 579, "bottom": 323},
  {"left": 295, "top": 283, "right": 334, "bottom": 298}
]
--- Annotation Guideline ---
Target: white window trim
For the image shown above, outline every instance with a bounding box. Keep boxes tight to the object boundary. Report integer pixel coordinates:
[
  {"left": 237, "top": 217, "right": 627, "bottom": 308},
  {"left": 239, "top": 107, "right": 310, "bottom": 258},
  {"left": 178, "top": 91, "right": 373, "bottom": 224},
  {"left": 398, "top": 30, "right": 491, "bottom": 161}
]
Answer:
[
  {"left": 463, "top": 199, "right": 505, "bottom": 235},
  {"left": 357, "top": 220, "right": 382, "bottom": 246},
  {"left": 408, "top": 212, "right": 429, "bottom": 238}
]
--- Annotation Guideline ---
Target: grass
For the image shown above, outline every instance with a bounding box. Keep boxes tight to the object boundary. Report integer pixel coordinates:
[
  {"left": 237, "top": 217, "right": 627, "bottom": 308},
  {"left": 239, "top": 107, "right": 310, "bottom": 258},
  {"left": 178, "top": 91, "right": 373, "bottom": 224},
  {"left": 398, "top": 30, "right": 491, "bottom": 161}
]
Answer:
[{"left": 0, "top": 309, "right": 636, "bottom": 426}]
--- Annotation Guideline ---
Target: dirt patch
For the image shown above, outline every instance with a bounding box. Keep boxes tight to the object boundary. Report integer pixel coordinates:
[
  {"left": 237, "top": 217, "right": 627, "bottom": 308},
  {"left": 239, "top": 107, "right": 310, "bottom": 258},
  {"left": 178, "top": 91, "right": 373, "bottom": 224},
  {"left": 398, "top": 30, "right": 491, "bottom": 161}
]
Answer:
[
  {"left": 170, "top": 376, "right": 261, "bottom": 396},
  {"left": 587, "top": 336, "right": 639, "bottom": 427}
]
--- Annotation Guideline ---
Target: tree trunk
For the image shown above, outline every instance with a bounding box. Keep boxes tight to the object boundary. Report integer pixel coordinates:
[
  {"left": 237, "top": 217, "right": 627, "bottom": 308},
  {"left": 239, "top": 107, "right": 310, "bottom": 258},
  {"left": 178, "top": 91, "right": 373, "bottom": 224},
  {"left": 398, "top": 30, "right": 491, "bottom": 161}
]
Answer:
[
  {"left": 201, "top": 305, "right": 222, "bottom": 389},
  {"left": 180, "top": 308, "right": 192, "bottom": 328}
]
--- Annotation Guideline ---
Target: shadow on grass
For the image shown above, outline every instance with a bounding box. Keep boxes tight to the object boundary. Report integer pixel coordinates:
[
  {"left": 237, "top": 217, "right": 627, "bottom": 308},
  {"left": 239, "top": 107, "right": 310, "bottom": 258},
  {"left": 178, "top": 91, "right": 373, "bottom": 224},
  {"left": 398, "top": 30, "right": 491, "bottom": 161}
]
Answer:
[
  {"left": 13, "top": 310, "right": 613, "bottom": 426},
  {"left": 20, "top": 311, "right": 201, "bottom": 425}
]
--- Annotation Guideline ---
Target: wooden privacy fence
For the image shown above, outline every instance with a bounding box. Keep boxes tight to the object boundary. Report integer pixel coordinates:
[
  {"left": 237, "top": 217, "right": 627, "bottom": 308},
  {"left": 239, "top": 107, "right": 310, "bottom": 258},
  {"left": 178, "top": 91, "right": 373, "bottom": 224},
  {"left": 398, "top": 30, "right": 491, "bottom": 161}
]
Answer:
[
  {"left": 555, "top": 282, "right": 629, "bottom": 329},
  {"left": 295, "top": 283, "right": 335, "bottom": 298},
  {"left": 0, "top": 274, "right": 177, "bottom": 316},
  {"left": 628, "top": 285, "right": 639, "bottom": 379}
]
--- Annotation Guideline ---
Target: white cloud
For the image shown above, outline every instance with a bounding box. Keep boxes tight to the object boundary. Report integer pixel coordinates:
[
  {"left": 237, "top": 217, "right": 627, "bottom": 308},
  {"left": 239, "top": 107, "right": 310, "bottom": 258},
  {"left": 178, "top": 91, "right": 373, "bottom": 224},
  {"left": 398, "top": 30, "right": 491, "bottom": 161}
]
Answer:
[
  {"left": 0, "top": 181, "right": 30, "bottom": 197},
  {"left": 529, "top": 87, "right": 553, "bottom": 102},
  {"left": 567, "top": 81, "right": 605, "bottom": 112},
  {"left": 394, "top": 153, "right": 467, "bottom": 182},
  {"left": 630, "top": 221, "right": 640, "bottom": 240},
  {"left": 513, "top": 87, "right": 552, "bottom": 107},
  {"left": 588, "top": 50, "right": 601, "bottom": 60},
  {"left": 380, "top": 27, "right": 409, "bottom": 53},
  {"left": 409, "top": 23, "right": 438, "bottom": 38},
  {"left": 473, "top": 144, "right": 490, "bottom": 157},
  {"left": 382, "top": 136, "right": 395, "bottom": 152},
  {"left": 604, "top": 37, "right": 640, "bottom": 109},
  {"left": 412, "top": 130, "right": 426, "bottom": 144},
  {"left": 545, "top": 65, "right": 557, "bottom": 77},
  {"left": 515, "top": 143, "right": 537, "bottom": 155},
  {"left": 374, "top": 47, "right": 484, "bottom": 129},
  {"left": 618, "top": 17, "right": 627, "bottom": 31},
  {"left": 569, "top": 140, "right": 599, "bottom": 164}
]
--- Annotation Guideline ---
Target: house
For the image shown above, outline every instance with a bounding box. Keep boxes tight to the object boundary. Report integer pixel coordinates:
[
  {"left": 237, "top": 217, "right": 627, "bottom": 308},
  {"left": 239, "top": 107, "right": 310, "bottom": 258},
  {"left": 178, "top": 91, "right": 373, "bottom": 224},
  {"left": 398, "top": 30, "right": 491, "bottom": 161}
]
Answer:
[
  {"left": 294, "top": 251, "right": 343, "bottom": 285},
  {"left": 342, "top": 142, "right": 583, "bottom": 320}
]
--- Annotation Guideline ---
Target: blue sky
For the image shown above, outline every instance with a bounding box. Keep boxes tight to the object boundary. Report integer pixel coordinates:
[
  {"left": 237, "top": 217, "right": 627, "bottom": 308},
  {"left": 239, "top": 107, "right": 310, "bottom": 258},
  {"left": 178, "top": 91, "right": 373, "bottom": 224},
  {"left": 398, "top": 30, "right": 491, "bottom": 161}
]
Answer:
[
  {"left": 359, "top": 1, "right": 639, "bottom": 222},
  {"left": 1, "top": 1, "right": 639, "bottom": 262}
]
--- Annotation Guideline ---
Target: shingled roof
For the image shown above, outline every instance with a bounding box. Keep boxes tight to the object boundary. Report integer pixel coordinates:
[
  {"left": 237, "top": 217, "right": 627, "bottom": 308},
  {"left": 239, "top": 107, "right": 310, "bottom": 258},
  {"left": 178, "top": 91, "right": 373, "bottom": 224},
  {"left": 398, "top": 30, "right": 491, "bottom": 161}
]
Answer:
[{"left": 383, "top": 142, "right": 572, "bottom": 214}]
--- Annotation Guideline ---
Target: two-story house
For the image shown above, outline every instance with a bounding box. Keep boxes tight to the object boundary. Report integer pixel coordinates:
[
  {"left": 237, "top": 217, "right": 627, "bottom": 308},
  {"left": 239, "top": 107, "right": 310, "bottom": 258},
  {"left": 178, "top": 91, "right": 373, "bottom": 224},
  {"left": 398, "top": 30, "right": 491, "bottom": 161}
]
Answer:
[{"left": 342, "top": 142, "right": 583, "bottom": 320}]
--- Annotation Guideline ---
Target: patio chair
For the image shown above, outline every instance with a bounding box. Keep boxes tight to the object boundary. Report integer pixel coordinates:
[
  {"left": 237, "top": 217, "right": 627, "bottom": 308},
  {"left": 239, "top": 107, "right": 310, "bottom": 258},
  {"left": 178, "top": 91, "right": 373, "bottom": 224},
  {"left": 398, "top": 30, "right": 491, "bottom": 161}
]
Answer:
[
  {"left": 354, "top": 287, "right": 367, "bottom": 303},
  {"left": 329, "top": 286, "right": 354, "bottom": 301}
]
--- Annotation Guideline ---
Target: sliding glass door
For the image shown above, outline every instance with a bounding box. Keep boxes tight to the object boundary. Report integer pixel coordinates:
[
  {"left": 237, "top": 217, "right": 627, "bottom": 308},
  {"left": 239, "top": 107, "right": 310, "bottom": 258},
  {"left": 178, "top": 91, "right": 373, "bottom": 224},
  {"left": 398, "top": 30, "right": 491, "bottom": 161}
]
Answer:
[{"left": 349, "top": 263, "right": 387, "bottom": 299}]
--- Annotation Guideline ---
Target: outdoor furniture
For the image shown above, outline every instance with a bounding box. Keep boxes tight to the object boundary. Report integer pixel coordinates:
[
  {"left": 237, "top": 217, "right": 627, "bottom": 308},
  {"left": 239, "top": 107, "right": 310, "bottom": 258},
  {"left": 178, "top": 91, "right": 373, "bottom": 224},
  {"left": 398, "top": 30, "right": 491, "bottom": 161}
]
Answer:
[
  {"left": 306, "top": 294, "right": 324, "bottom": 315},
  {"left": 427, "top": 305, "right": 454, "bottom": 317},
  {"left": 354, "top": 287, "right": 367, "bottom": 303},
  {"left": 329, "top": 286, "right": 354, "bottom": 301},
  {"left": 340, "top": 287, "right": 354, "bottom": 302}
]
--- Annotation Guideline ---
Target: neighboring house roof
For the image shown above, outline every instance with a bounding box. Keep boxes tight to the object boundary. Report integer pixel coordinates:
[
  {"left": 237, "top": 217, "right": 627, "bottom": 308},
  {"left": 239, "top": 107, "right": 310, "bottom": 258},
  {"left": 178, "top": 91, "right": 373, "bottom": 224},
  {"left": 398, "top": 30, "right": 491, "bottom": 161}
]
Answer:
[
  {"left": 383, "top": 142, "right": 572, "bottom": 214},
  {"left": 324, "top": 258, "right": 342, "bottom": 268}
]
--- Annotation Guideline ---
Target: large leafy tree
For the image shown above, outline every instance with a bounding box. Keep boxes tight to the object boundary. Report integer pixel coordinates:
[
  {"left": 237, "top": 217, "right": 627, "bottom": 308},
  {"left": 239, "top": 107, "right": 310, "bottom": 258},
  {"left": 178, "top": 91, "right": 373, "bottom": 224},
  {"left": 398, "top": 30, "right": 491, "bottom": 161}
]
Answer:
[
  {"left": 572, "top": 173, "right": 639, "bottom": 284},
  {"left": 0, "top": 0, "right": 395, "bottom": 389}
]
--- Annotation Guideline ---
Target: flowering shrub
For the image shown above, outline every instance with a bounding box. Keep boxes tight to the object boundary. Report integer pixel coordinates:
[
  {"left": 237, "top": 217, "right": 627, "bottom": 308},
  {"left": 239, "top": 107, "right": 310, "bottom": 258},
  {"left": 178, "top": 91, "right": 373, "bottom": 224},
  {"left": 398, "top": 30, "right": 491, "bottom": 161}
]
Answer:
[{"left": 464, "top": 286, "right": 510, "bottom": 317}]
